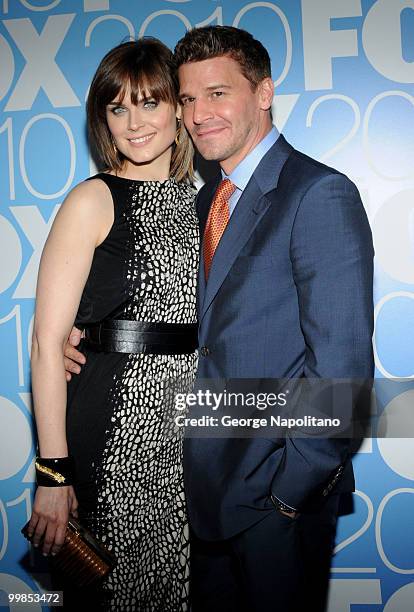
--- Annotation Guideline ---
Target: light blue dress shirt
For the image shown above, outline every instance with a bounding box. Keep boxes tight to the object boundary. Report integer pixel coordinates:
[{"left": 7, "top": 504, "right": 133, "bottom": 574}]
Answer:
[{"left": 221, "top": 126, "right": 280, "bottom": 217}]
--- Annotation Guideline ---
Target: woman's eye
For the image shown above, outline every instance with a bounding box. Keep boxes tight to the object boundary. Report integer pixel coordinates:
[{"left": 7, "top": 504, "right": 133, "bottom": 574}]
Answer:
[
  {"left": 143, "top": 100, "right": 158, "bottom": 109},
  {"left": 110, "top": 106, "right": 125, "bottom": 115}
]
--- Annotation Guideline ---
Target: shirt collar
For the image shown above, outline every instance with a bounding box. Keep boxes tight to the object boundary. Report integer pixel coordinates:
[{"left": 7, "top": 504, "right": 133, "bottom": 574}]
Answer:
[{"left": 221, "top": 126, "right": 280, "bottom": 190}]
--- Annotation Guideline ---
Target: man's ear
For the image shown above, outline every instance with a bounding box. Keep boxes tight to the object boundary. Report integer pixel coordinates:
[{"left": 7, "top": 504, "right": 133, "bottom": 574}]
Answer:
[{"left": 258, "top": 77, "right": 274, "bottom": 111}]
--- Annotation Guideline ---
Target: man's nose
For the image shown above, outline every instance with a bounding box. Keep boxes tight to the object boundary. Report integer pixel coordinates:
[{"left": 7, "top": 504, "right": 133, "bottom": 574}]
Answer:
[{"left": 192, "top": 99, "right": 214, "bottom": 124}]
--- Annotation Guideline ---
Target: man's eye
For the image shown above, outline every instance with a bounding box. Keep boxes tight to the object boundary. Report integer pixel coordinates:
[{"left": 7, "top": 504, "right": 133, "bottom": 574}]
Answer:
[
  {"left": 181, "top": 97, "right": 194, "bottom": 106},
  {"left": 212, "top": 91, "right": 224, "bottom": 98}
]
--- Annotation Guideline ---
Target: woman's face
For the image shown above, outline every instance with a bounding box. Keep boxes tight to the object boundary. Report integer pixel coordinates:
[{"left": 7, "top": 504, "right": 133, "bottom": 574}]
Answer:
[{"left": 106, "top": 84, "right": 179, "bottom": 176}]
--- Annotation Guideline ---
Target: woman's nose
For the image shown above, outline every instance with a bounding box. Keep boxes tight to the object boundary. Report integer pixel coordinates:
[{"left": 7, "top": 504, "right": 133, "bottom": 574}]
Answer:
[{"left": 128, "top": 109, "right": 143, "bottom": 131}]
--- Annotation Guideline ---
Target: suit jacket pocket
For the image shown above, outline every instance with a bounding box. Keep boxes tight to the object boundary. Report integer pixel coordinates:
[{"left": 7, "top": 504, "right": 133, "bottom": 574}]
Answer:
[{"left": 230, "top": 255, "right": 273, "bottom": 275}]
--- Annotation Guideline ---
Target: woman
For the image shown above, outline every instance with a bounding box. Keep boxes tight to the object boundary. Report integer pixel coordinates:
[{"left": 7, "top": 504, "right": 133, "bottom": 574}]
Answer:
[{"left": 27, "top": 38, "right": 198, "bottom": 611}]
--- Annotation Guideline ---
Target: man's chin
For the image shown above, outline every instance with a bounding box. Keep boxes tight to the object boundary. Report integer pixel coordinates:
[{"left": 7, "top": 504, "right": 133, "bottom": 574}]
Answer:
[{"left": 195, "top": 145, "right": 228, "bottom": 163}]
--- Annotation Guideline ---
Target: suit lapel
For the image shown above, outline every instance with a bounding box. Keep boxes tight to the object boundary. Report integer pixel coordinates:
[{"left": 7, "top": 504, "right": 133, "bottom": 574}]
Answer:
[
  {"left": 196, "top": 176, "right": 221, "bottom": 319},
  {"left": 200, "top": 177, "right": 271, "bottom": 321},
  {"left": 200, "top": 135, "right": 294, "bottom": 322}
]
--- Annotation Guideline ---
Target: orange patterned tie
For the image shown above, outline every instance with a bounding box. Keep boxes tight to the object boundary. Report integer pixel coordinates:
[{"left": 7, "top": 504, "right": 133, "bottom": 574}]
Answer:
[{"left": 203, "top": 178, "right": 236, "bottom": 280}]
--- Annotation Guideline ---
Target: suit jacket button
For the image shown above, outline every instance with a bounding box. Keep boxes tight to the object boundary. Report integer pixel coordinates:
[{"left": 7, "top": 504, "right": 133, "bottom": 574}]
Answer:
[{"left": 200, "top": 346, "right": 210, "bottom": 357}]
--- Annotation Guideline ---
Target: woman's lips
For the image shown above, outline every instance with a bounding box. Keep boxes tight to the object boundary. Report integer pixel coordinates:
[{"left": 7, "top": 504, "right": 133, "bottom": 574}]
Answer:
[{"left": 127, "top": 133, "right": 155, "bottom": 146}]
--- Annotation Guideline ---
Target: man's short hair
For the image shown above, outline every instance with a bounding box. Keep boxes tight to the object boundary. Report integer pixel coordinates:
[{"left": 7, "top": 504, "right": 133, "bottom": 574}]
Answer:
[{"left": 174, "top": 26, "right": 271, "bottom": 90}]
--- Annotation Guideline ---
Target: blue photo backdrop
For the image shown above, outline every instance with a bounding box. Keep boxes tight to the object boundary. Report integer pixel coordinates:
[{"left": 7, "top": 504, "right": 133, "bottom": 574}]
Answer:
[{"left": 0, "top": 1, "right": 413, "bottom": 610}]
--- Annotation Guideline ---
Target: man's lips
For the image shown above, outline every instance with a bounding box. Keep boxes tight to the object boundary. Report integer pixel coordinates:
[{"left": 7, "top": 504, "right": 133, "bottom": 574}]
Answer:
[{"left": 195, "top": 127, "right": 227, "bottom": 138}]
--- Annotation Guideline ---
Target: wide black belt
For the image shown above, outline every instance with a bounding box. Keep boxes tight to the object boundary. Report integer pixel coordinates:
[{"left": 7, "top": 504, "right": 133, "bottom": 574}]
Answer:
[{"left": 83, "top": 319, "right": 198, "bottom": 355}]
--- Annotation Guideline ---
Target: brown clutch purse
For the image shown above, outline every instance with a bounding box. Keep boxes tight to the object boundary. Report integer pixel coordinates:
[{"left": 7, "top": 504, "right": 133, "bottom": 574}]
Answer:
[{"left": 21, "top": 516, "right": 117, "bottom": 588}]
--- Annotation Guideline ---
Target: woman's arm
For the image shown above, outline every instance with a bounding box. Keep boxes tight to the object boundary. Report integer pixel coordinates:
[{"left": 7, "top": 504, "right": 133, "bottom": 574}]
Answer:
[{"left": 28, "top": 178, "right": 113, "bottom": 555}]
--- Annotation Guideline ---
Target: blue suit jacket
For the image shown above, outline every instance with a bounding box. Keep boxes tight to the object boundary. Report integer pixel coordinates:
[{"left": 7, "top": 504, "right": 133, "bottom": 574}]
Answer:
[{"left": 183, "top": 135, "right": 374, "bottom": 540}]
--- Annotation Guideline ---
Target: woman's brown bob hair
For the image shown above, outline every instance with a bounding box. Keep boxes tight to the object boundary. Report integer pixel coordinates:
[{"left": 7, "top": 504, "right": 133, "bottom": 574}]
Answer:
[{"left": 87, "top": 38, "right": 194, "bottom": 183}]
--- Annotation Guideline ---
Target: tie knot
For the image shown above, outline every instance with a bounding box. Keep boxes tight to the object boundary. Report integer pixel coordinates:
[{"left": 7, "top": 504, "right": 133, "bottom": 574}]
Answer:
[{"left": 214, "top": 178, "right": 236, "bottom": 203}]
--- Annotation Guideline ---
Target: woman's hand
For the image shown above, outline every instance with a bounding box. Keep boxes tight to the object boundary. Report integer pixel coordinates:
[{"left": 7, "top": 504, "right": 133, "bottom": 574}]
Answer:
[{"left": 27, "top": 485, "right": 79, "bottom": 556}]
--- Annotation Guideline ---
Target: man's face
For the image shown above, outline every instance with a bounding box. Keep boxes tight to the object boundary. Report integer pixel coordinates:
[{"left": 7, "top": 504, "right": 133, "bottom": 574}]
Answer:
[{"left": 178, "top": 55, "right": 272, "bottom": 173}]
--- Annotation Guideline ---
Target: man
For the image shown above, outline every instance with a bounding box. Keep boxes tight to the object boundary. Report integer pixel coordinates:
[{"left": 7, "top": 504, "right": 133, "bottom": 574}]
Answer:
[
  {"left": 65, "top": 26, "right": 374, "bottom": 612},
  {"left": 174, "top": 26, "right": 373, "bottom": 612}
]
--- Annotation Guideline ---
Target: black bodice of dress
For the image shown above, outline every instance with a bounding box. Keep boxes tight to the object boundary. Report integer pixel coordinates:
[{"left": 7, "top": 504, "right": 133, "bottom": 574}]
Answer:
[{"left": 75, "top": 172, "right": 199, "bottom": 327}]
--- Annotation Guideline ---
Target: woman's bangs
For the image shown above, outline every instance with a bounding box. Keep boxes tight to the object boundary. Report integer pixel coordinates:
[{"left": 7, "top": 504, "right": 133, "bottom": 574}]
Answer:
[{"left": 128, "top": 62, "right": 176, "bottom": 106}]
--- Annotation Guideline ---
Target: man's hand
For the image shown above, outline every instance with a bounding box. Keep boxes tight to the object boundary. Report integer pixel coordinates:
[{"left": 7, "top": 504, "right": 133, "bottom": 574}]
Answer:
[
  {"left": 64, "top": 327, "right": 86, "bottom": 381},
  {"left": 270, "top": 494, "right": 299, "bottom": 520},
  {"left": 278, "top": 508, "right": 298, "bottom": 519}
]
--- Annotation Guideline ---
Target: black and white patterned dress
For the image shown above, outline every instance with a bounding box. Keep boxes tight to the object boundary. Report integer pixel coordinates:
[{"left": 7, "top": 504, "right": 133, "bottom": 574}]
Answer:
[{"left": 57, "top": 173, "right": 199, "bottom": 611}]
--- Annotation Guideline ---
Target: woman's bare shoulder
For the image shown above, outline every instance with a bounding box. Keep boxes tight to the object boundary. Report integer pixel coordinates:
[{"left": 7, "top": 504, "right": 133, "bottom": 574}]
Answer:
[
  {"left": 66, "top": 175, "right": 111, "bottom": 202},
  {"left": 58, "top": 176, "right": 113, "bottom": 219}
]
